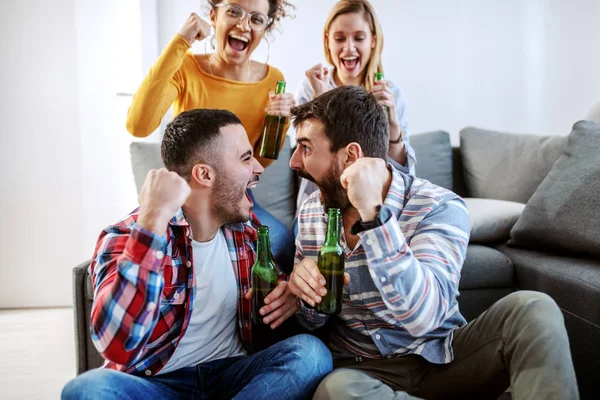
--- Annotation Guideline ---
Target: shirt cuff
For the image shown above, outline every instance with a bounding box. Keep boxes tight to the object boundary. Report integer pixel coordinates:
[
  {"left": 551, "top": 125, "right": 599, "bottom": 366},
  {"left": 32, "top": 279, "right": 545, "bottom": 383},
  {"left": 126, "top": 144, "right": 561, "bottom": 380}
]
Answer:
[{"left": 123, "top": 223, "right": 168, "bottom": 272}]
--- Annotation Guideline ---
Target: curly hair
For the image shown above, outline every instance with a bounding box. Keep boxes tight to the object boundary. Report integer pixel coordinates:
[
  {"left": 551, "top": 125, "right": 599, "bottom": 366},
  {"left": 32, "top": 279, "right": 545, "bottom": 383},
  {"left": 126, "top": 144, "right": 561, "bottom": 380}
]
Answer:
[{"left": 207, "top": 0, "right": 295, "bottom": 32}]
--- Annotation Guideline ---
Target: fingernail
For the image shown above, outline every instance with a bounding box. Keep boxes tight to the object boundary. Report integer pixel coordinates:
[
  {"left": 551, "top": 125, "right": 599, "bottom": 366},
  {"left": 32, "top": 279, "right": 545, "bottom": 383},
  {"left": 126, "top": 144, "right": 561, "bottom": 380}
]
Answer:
[
  {"left": 264, "top": 298, "right": 270, "bottom": 304},
  {"left": 264, "top": 318, "right": 269, "bottom": 323},
  {"left": 320, "top": 279, "right": 326, "bottom": 285},
  {"left": 259, "top": 309, "right": 265, "bottom": 315},
  {"left": 315, "top": 296, "right": 322, "bottom": 303}
]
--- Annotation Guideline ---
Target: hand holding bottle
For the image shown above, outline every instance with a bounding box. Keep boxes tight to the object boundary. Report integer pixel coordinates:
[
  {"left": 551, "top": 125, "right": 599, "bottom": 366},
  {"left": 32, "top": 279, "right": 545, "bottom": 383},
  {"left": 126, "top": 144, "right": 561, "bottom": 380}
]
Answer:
[{"left": 245, "top": 281, "right": 297, "bottom": 329}]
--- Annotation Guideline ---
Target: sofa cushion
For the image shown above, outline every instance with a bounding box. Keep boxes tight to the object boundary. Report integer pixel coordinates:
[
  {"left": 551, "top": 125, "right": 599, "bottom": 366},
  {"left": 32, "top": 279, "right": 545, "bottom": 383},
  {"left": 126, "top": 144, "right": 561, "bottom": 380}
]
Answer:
[
  {"left": 498, "top": 244, "right": 600, "bottom": 327},
  {"left": 509, "top": 121, "right": 600, "bottom": 258},
  {"left": 411, "top": 131, "right": 453, "bottom": 190},
  {"left": 130, "top": 139, "right": 297, "bottom": 230},
  {"left": 251, "top": 137, "right": 296, "bottom": 230},
  {"left": 464, "top": 198, "right": 525, "bottom": 243},
  {"left": 459, "top": 245, "right": 514, "bottom": 290},
  {"left": 130, "top": 142, "right": 163, "bottom": 194},
  {"left": 460, "top": 127, "right": 567, "bottom": 203}
]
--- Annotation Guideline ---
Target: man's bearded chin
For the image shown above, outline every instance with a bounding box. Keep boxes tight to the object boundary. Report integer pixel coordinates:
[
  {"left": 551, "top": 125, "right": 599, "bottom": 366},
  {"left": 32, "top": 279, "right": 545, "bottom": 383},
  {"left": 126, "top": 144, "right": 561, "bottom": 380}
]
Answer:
[{"left": 318, "top": 169, "right": 351, "bottom": 212}]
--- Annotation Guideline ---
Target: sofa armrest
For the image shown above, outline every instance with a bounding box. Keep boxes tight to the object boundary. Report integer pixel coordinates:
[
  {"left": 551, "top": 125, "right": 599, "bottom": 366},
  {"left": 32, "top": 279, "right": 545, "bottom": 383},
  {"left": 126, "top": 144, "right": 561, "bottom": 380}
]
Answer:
[{"left": 72, "top": 260, "right": 92, "bottom": 375}]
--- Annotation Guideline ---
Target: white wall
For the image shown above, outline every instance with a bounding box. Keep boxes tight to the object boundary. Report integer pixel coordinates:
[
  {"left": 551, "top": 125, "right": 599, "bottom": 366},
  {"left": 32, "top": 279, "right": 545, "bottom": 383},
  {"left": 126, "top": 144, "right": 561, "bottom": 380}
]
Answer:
[
  {"left": 153, "top": 0, "right": 600, "bottom": 143},
  {"left": 0, "top": 0, "right": 140, "bottom": 308}
]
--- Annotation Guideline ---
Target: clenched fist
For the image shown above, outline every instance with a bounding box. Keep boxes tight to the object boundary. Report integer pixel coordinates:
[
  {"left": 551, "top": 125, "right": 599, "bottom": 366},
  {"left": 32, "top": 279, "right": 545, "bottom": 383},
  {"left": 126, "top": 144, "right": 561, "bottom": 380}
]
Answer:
[
  {"left": 138, "top": 168, "right": 191, "bottom": 235},
  {"left": 340, "top": 158, "right": 391, "bottom": 222},
  {"left": 305, "top": 63, "right": 330, "bottom": 98},
  {"left": 178, "top": 13, "right": 212, "bottom": 46}
]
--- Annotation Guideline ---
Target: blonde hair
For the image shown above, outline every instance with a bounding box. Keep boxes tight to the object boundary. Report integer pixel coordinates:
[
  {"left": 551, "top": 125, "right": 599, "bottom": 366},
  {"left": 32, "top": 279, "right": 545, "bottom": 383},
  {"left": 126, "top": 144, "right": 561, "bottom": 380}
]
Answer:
[{"left": 323, "top": 0, "right": 384, "bottom": 91}]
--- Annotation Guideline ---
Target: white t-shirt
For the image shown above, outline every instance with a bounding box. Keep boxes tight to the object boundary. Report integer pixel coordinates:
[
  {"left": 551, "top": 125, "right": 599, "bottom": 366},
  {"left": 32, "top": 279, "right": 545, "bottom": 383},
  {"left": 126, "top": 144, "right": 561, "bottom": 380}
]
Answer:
[{"left": 158, "top": 230, "right": 246, "bottom": 374}]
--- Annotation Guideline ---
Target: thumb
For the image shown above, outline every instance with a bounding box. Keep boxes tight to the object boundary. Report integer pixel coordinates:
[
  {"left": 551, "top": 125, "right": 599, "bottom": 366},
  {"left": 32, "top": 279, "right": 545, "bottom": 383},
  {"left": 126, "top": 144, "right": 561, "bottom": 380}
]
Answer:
[
  {"left": 245, "top": 288, "right": 253, "bottom": 299},
  {"left": 344, "top": 272, "right": 350, "bottom": 285}
]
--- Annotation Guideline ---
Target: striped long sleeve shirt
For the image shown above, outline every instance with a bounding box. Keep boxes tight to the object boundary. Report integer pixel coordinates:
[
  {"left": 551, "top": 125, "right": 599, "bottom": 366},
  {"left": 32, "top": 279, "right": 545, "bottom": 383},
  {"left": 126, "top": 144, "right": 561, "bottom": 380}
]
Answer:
[{"left": 295, "top": 168, "right": 470, "bottom": 364}]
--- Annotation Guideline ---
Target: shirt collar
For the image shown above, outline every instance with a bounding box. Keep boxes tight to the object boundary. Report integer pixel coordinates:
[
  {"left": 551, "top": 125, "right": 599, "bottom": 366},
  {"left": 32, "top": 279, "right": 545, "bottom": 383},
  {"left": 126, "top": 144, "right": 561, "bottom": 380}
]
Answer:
[{"left": 168, "top": 209, "right": 256, "bottom": 236}]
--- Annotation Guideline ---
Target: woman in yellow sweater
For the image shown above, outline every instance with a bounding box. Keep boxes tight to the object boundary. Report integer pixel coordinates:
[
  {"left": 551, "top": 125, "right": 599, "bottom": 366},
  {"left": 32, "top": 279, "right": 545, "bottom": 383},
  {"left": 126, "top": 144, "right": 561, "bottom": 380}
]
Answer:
[{"left": 127, "top": 0, "right": 296, "bottom": 269}]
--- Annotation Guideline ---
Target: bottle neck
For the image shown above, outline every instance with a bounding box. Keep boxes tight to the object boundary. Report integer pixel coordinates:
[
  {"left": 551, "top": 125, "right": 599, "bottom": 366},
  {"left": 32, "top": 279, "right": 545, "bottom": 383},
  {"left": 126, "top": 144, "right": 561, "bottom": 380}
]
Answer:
[
  {"left": 324, "top": 211, "right": 340, "bottom": 246},
  {"left": 256, "top": 231, "right": 274, "bottom": 266}
]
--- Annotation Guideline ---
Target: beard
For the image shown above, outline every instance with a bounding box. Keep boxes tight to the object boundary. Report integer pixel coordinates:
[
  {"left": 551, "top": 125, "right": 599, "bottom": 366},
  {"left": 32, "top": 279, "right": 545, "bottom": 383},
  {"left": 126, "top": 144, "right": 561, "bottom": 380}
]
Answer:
[
  {"left": 315, "top": 162, "right": 351, "bottom": 212},
  {"left": 211, "top": 168, "right": 251, "bottom": 224}
]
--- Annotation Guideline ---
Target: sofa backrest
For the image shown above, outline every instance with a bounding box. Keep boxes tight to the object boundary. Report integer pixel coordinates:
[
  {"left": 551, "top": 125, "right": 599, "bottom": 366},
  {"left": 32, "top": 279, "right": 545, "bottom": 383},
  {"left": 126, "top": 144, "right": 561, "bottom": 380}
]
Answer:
[{"left": 459, "top": 127, "right": 567, "bottom": 203}]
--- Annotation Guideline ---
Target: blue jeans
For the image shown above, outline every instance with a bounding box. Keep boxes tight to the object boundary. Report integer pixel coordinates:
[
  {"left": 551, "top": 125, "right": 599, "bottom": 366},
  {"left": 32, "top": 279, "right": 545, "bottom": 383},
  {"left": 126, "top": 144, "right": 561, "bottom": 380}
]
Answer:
[
  {"left": 248, "top": 189, "right": 295, "bottom": 274},
  {"left": 62, "top": 334, "right": 332, "bottom": 400}
]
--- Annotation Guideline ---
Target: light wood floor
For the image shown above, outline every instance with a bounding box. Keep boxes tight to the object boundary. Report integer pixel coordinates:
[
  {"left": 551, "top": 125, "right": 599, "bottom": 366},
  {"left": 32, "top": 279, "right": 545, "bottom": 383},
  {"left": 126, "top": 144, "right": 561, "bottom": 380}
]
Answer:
[{"left": 0, "top": 308, "right": 75, "bottom": 400}]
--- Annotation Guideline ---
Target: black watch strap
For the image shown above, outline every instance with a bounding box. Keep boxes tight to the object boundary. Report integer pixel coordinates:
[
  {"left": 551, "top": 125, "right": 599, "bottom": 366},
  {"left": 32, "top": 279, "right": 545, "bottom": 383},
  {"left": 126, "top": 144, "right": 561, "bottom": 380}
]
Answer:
[{"left": 350, "top": 205, "right": 390, "bottom": 235}]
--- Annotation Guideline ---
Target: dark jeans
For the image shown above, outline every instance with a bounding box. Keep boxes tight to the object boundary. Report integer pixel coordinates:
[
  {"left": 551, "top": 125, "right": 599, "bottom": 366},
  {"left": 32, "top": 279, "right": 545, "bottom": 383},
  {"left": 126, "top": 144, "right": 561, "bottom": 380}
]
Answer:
[{"left": 62, "top": 334, "right": 332, "bottom": 400}]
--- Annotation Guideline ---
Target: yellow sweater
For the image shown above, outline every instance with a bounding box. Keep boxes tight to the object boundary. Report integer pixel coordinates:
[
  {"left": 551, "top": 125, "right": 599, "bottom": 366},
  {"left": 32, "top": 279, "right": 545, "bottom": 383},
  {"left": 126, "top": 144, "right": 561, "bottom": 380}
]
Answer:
[{"left": 126, "top": 34, "right": 288, "bottom": 167}]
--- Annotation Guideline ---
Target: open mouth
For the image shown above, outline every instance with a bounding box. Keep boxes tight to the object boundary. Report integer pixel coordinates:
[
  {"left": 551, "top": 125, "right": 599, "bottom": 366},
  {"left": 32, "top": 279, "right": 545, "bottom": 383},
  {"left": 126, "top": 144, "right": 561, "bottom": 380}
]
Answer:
[
  {"left": 341, "top": 56, "right": 359, "bottom": 70},
  {"left": 228, "top": 34, "right": 250, "bottom": 52},
  {"left": 246, "top": 176, "right": 259, "bottom": 189}
]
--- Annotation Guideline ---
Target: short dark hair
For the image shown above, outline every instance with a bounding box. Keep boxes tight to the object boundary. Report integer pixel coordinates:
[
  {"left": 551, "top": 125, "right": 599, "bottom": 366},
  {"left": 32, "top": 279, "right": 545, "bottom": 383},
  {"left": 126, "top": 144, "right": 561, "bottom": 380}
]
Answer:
[
  {"left": 291, "top": 85, "right": 388, "bottom": 159},
  {"left": 161, "top": 109, "right": 241, "bottom": 179}
]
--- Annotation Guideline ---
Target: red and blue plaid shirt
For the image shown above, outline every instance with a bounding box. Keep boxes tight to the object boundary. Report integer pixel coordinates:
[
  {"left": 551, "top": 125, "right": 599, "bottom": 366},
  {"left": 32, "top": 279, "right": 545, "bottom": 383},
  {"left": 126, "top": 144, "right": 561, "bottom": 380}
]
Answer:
[{"left": 90, "top": 207, "right": 263, "bottom": 376}]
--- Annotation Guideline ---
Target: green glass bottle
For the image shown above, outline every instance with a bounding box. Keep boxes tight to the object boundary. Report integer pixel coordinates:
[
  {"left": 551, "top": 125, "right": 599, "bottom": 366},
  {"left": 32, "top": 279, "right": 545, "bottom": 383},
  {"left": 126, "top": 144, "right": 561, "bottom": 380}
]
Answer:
[
  {"left": 258, "top": 80, "right": 287, "bottom": 160},
  {"left": 251, "top": 226, "right": 280, "bottom": 325},
  {"left": 316, "top": 208, "right": 345, "bottom": 315},
  {"left": 375, "top": 71, "right": 388, "bottom": 117}
]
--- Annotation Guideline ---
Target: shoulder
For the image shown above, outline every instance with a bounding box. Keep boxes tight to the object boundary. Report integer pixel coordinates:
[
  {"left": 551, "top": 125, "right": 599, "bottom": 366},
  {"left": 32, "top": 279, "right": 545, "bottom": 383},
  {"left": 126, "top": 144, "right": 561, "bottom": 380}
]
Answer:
[
  {"left": 298, "top": 190, "right": 325, "bottom": 219},
  {"left": 295, "top": 76, "right": 315, "bottom": 104},
  {"left": 403, "top": 173, "right": 466, "bottom": 212}
]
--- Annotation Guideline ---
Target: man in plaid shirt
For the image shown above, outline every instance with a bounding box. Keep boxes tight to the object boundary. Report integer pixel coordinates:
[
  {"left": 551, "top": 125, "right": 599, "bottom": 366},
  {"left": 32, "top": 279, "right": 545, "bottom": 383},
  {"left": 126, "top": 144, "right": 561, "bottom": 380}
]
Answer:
[{"left": 62, "top": 109, "right": 332, "bottom": 399}]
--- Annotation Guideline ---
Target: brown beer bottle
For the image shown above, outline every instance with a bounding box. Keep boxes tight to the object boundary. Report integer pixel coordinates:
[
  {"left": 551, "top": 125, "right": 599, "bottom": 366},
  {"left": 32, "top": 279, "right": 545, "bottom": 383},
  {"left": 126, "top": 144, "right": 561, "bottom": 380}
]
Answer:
[
  {"left": 316, "top": 208, "right": 345, "bottom": 315},
  {"left": 251, "top": 226, "right": 279, "bottom": 324},
  {"left": 258, "top": 80, "right": 287, "bottom": 159}
]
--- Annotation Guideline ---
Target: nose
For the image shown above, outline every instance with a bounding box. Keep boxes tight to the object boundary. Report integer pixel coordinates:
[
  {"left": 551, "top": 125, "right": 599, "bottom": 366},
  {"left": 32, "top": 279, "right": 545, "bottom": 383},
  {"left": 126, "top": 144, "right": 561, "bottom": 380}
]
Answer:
[
  {"left": 236, "top": 14, "right": 251, "bottom": 32},
  {"left": 289, "top": 146, "right": 303, "bottom": 171},
  {"left": 254, "top": 157, "right": 265, "bottom": 175}
]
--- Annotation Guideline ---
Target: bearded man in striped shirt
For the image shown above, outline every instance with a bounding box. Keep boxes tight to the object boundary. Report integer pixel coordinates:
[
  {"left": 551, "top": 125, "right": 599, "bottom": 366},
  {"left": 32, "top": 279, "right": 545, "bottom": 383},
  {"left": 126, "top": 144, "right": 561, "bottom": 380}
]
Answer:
[{"left": 287, "top": 85, "right": 578, "bottom": 400}]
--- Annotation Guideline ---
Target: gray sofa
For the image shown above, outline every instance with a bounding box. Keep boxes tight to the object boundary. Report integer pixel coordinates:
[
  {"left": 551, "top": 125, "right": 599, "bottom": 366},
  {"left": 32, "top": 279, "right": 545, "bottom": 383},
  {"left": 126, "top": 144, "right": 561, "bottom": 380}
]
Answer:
[{"left": 72, "top": 123, "right": 600, "bottom": 398}]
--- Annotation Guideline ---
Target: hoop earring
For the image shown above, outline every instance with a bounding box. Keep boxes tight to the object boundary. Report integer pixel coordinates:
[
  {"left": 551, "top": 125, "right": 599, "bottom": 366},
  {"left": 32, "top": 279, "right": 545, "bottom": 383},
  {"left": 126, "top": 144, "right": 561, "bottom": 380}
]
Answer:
[{"left": 262, "top": 36, "right": 271, "bottom": 66}]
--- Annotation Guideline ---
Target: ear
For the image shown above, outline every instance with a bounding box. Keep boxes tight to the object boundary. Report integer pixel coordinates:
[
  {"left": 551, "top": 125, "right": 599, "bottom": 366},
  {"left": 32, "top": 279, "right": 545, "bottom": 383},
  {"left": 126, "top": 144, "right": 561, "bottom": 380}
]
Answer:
[
  {"left": 371, "top": 35, "right": 376, "bottom": 49},
  {"left": 341, "top": 142, "right": 363, "bottom": 167},
  {"left": 191, "top": 163, "right": 216, "bottom": 188},
  {"left": 209, "top": 8, "right": 216, "bottom": 27}
]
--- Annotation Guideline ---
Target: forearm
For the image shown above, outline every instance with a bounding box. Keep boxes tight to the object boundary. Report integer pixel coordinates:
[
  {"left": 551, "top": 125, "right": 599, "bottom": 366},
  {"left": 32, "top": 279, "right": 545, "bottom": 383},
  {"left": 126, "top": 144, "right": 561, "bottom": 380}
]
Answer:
[
  {"left": 360, "top": 199, "right": 469, "bottom": 336},
  {"left": 90, "top": 223, "right": 167, "bottom": 366},
  {"left": 126, "top": 34, "right": 188, "bottom": 138}
]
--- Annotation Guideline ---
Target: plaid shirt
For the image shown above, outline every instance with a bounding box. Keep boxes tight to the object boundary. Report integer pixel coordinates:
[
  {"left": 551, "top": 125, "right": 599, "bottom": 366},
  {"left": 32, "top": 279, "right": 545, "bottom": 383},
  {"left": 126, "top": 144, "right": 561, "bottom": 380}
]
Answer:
[
  {"left": 296, "top": 167, "right": 470, "bottom": 364},
  {"left": 90, "top": 208, "right": 261, "bottom": 376}
]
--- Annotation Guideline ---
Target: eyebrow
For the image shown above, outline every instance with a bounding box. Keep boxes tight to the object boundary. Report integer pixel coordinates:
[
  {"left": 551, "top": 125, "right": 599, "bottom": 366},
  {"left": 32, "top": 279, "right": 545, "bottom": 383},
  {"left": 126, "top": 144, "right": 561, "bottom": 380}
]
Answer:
[
  {"left": 239, "top": 150, "right": 253, "bottom": 160},
  {"left": 296, "top": 137, "right": 312, "bottom": 145},
  {"left": 332, "top": 30, "right": 368, "bottom": 35}
]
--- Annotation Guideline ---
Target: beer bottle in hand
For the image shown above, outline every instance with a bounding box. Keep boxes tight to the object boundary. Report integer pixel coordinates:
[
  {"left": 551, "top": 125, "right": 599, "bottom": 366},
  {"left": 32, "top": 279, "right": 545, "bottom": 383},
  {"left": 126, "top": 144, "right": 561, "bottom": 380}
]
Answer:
[
  {"left": 251, "top": 226, "right": 279, "bottom": 324},
  {"left": 258, "top": 80, "right": 287, "bottom": 160},
  {"left": 316, "top": 208, "right": 345, "bottom": 315},
  {"left": 375, "top": 71, "right": 388, "bottom": 117}
]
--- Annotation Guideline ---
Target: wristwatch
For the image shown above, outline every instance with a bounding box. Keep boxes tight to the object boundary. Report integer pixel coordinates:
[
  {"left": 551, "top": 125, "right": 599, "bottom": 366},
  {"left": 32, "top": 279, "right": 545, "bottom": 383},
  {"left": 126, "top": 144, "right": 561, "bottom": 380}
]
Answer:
[{"left": 350, "top": 204, "right": 393, "bottom": 235}]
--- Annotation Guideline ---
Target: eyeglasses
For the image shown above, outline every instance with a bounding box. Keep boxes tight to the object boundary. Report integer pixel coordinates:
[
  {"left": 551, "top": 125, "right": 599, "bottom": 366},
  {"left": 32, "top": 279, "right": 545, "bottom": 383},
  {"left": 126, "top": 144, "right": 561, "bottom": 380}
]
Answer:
[{"left": 214, "top": 3, "right": 272, "bottom": 32}]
